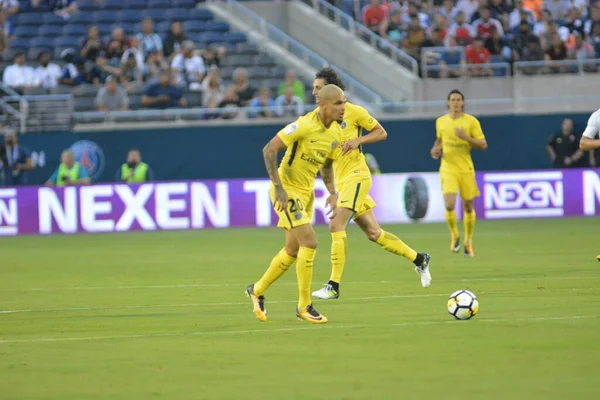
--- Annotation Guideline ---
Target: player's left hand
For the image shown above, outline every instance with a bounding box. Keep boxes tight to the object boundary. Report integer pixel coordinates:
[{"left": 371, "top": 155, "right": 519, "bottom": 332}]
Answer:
[
  {"left": 454, "top": 127, "right": 468, "bottom": 140},
  {"left": 342, "top": 139, "right": 361, "bottom": 155},
  {"left": 325, "top": 194, "right": 338, "bottom": 219}
]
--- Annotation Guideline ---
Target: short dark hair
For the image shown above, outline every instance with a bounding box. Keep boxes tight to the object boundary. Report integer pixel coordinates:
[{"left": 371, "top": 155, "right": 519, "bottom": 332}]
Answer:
[
  {"left": 447, "top": 89, "right": 464, "bottom": 101},
  {"left": 315, "top": 67, "right": 346, "bottom": 91}
]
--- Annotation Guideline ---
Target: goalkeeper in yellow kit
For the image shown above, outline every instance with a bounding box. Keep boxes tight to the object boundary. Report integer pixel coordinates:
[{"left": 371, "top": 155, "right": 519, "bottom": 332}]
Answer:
[{"left": 311, "top": 68, "right": 431, "bottom": 301}]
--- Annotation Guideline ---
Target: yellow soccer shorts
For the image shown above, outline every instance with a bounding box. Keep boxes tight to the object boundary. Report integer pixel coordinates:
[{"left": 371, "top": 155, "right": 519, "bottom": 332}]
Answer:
[
  {"left": 440, "top": 170, "right": 480, "bottom": 200},
  {"left": 337, "top": 176, "right": 376, "bottom": 220},
  {"left": 270, "top": 184, "right": 314, "bottom": 230}
]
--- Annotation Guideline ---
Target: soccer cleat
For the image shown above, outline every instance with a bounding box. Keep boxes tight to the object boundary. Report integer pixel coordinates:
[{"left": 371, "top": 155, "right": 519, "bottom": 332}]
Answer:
[
  {"left": 451, "top": 235, "right": 461, "bottom": 253},
  {"left": 464, "top": 242, "right": 475, "bottom": 257},
  {"left": 311, "top": 284, "right": 339, "bottom": 300},
  {"left": 245, "top": 284, "right": 267, "bottom": 322},
  {"left": 296, "top": 304, "right": 328, "bottom": 324},
  {"left": 596, "top": 255, "right": 600, "bottom": 262},
  {"left": 414, "top": 253, "right": 432, "bottom": 288}
]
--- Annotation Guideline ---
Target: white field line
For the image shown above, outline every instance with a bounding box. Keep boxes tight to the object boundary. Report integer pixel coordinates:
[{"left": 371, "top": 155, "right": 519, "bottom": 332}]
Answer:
[
  {"left": 1, "top": 276, "right": 598, "bottom": 293},
  {"left": 1, "top": 287, "right": 599, "bottom": 315},
  {"left": 0, "top": 315, "right": 595, "bottom": 345}
]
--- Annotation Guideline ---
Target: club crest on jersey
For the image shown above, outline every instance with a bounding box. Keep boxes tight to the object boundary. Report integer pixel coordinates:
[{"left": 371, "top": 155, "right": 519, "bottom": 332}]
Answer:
[
  {"left": 284, "top": 123, "right": 298, "bottom": 135},
  {"left": 332, "top": 141, "right": 338, "bottom": 149},
  {"left": 294, "top": 212, "right": 302, "bottom": 220},
  {"left": 340, "top": 121, "right": 346, "bottom": 129}
]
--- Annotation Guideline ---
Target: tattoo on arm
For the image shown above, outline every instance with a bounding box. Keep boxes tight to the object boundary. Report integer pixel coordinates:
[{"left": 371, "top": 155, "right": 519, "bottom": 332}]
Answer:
[
  {"left": 321, "top": 159, "right": 336, "bottom": 195},
  {"left": 263, "top": 143, "right": 282, "bottom": 186}
]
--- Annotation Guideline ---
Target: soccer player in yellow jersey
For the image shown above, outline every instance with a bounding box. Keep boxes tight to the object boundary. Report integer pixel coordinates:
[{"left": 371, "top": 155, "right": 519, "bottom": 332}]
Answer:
[
  {"left": 245, "top": 84, "right": 345, "bottom": 324},
  {"left": 430, "top": 89, "right": 488, "bottom": 257},
  {"left": 310, "top": 68, "right": 431, "bottom": 301}
]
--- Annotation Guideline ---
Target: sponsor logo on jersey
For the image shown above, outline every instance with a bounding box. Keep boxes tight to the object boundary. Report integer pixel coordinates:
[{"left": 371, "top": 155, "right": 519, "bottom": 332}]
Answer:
[{"left": 284, "top": 123, "right": 298, "bottom": 135}]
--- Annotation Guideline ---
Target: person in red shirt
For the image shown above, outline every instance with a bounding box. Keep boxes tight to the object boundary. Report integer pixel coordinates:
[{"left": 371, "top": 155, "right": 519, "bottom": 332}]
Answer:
[
  {"left": 362, "top": 0, "right": 388, "bottom": 32},
  {"left": 465, "top": 37, "right": 493, "bottom": 76}
]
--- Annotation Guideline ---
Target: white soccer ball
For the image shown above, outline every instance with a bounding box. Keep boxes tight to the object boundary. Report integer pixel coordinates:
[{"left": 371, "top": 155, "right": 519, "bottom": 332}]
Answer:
[{"left": 447, "top": 290, "right": 479, "bottom": 320}]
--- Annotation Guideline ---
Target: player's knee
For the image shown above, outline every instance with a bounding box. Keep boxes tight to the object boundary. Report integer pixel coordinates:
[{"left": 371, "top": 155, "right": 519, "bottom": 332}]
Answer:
[
  {"left": 365, "top": 226, "right": 382, "bottom": 242},
  {"left": 463, "top": 201, "right": 474, "bottom": 212},
  {"left": 329, "top": 220, "right": 346, "bottom": 233},
  {"left": 445, "top": 205, "right": 455, "bottom": 212},
  {"left": 284, "top": 245, "right": 299, "bottom": 258}
]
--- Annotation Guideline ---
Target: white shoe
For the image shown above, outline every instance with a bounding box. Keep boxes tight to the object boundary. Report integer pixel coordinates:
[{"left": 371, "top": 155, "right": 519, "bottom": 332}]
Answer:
[
  {"left": 415, "top": 253, "right": 432, "bottom": 288},
  {"left": 311, "top": 284, "right": 340, "bottom": 300}
]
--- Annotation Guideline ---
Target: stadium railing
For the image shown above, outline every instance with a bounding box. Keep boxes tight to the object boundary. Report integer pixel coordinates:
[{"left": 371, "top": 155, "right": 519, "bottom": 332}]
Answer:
[
  {"left": 0, "top": 83, "right": 29, "bottom": 133},
  {"left": 4, "top": 94, "right": 73, "bottom": 133},
  {"left": 513, "top": 59, "right": 600, "bottom": 75},
  {"left": 218, "top": 0, "right": 383, "bottom": 105},
  {"left": 301, "top": 0, "right": 419, "bottom": 75}
]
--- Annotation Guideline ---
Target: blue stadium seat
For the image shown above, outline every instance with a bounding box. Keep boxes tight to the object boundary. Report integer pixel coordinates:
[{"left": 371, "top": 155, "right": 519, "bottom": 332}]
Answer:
[
  {"left": 124, "top": 0, "right": 148, "bottom": 9},
  {"left": 9, "top": 38, "right": 30, "bottom": 50},
  {"left": 17, "top": 13, "right": 42, "bottom": 25},
  {"left": 173, "top": 0, "right": 196, "bottom": 7},
  {"left": 155, "top": 21, "right": 171, "bottom": 34},
  {"left": 68, "top": 12, "right": 95, "bottom": 25},
  {"left": 42, "top": 13, "right": 65, "bottom": 25},
  {"left": 189, "top": 8, "right": 214, "bottom": 21},
  {"left": 78, "top": 0, "right": 98, "bottom": 11},
  {"left": 236, "top": 42, "right": 259, "bottom": 54},
  {"left": 29, "top": 38, "right": 55, "bottom": 49},
  {"left": 166, "top": 8, "right": 190, "bottom": 22},
  {"left": 94, "top": 11, "right": 118, "bottom": 24},
  {"left": 148, "top": 0, "right": 171, "bottom": 8},
  {"left": 3, "top": 48, "right": 21, "bottom": 61},
  {"left": 63, "top": 25, "right": 89, "bottom": 37},
  {"left": 102, "top": 0, "right": 123, "bottom": 10},
  {"left": 97, "top": 23, "right": 111, "bottom": 36},
  {"left": 118, "top": 10, "right": 143, "bottom": 23},
  {"left": 183, "top": 20, "right": 209, "bottom": 33},
  {"left": 197, "top": 32, "right": 224, "bottom": 44},
  {"left": 14, "top": 26, "right": 39, "bottom": 38},
  {"left": 54, "top": 36, "right": 80, "bottom": 47},
  {"left": 121, "top": 24, "right": 138, "bottom": 36},
  {"left": 39, "top": 25, "right": 64, "bottom": 37},
  {"left": 247, "top": 66, "right": 270, "bottom": 79},
  {"left": 270, "top": 65, "right": 287, "bottom": 77},
  {"left": 205, "top": 22, "right": 229, "bottom": 33},
  {"left": 142, "top": 9, "right": 170, "bottom": 22},
  {"left": 28, "top": 47, "right": 52, "bottom": 61},
  {"left": 223, "top": 32, "right": 247, "bottom": 44}
]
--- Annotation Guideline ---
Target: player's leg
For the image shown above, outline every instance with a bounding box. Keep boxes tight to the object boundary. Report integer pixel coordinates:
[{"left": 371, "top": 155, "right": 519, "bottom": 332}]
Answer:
[
  {"left": 441, "top": 172, "right": 461, "bottom": 252},
  {"left": 459, "top": 172, "right": 480, "bottom": 257},
  {"left": 289, "top": 223, "right": 327, "bottom": 324},
  {"left": 354, "top": 210, "right": 432, "bottom": 288},
  {"left": 311, "top": 206, "right": 354, "bottom": 300}
]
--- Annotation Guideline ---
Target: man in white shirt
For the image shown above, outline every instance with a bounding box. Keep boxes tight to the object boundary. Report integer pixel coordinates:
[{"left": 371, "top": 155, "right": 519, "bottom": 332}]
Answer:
[
  {"left": 2, "top": 52, "right": 37, "bottom": 92},
  {"left": 171, "top": 40, "right": 206, "bottom": 90},
  {"left": 509, "top": 0, "right": 536, "bottom": 29},
  {"left": 137, "top": 17, "right": 163, "bottom": 59},
  {"left": 33, "top": 51, "right": 62, "bottom": 89},
  {"left": 580, "top": 109, "right": 600, "bottom": 151},
  {"left": 0, "top": 0, "right": 20, "bottom": 16}
]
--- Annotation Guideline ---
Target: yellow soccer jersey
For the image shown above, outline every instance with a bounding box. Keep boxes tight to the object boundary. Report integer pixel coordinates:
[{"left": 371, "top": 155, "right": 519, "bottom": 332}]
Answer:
[
  {"left": 436, "top": 113, "right": 485, "bottom": 173},
  {"left": 333, "top": 102, "right": 378, "bottom": 183},
  {"left": 277, "top": 110, "right": 343, "bottom": 193}
]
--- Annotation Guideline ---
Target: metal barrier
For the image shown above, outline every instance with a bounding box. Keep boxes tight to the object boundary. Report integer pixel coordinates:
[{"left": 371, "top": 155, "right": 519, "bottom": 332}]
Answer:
[
  {"left": 219, "top": 0, "right": 383, "bottom": 104},
  {"left": 0, "top": 83, "right": 29, "bottom": 133},
  {"left": 303, "top": 0, "right": 419, "bottom": 75},
  {"left": 3, "top": 94, "right": 73, "bottom": 133},
  {"left": 514, "top": 59, "right": 600, "bottom": 75}
]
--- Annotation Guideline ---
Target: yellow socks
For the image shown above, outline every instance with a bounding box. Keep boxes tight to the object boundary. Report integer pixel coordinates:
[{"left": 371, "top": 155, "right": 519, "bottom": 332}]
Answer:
[
  {"left": 329, "top": 231, "right": 348, "bottom": 283},
  {"left": 375, "top": 230, "right": 418, "bottom": 262},
  {"left": 464, "top": 210, "right": 476, "bottom": 243},
  {"left": 445, "top": 210, "right": 459, "bottom": 237},
  {"left": 254, "top": 248, "right": 296, "bottom": 296},
  {"left": 296, "top": 246, "right": 316, "bottom": 310}
]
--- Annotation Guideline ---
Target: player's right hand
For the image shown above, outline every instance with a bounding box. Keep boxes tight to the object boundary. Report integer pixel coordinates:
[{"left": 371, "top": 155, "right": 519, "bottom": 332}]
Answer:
[{"left": 273, "top": 185, "right": 288, "bottom": 212}]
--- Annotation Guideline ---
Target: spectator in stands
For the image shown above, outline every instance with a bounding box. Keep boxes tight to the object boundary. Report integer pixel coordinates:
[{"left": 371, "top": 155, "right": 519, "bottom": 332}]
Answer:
[
  {"left": 428, "top": 13, "right": 449, "bottom": 41},
  {"left": 278, "top": 70, "right": 306, "bottom": 104},
  {"left": 362, "top": 0, "right": 388, "bottom": 33},
  {"left": 0, "top": 10, "right": 14, "bottom": 52},
  {"left": 58, "top": 49, "right": 77, "bottom": 85},
  {"left": 95, "top": 76, "right": 129, "bottom": 112},
  {"left": 546, "top": 118, "right": 583, "bottom": 168},
  {"left": 379, "top": 8, "right": 405, "bottom": 44},
  {"left": 106, "top": 27, "right": 127, "bottom": 60},
  {"left": 588, "top": 22, "right": 600, "bottom": 59},
  {"left": 144, "top": 50, "right": 169, "bottom": 83},
  {"left": 509, "top": 0, "right": 536, "bottom": 29},
  {"left": 202, "top": 98, "right": 220, "bottom": 120},
  {"left": 0, "top": 0, "right": 20, "bottom": 16},
  {"left": 489, "top": 0, "right": 511, "bottom": 24},
  {"left": 524, "top": 0, "right": 543, "bottom": 20},
  {"left": 3, "top": 52, "right": 36, "bottom": 93},
  {"left": 485, "top": 25, "right": 510, "bottom": 60},
  {"left": 202, "top": 46, "right": 226, "bottom": 70},
  {"left": 0, "top": 131, "right": 32, "bottom": 186},
  {"left": 218, "top": 86, "right": 242, "bottom": 120},
  {"left": 404, "top": 15, "right": 426, "bottom": 57},
  {"left": 421, "top": 27, "right": 445, "bottom": 48},
  {"left": 172, "top": 40, "right": 205, "bottom": 91},
  {"left": 120, "top": 52, "right": 144, "bottom": 92},
  {"left": 544, "top": 0, "right": 571, "bottom": 22},
  {"left": 142, "top": 69, "right": 186, "bottom": 109},
  {"left": 511, "top": 21, "right": 533, "bottom": 62},
  {"left": 275, "top": 86, "right": 304, "bottom": 118},
  {"left": 403, "top": 2, "right": 429, "bottom": 28},
  {"left": 533, "top": 9, "right": 553, "bottom": 39},
  {"left": 465, "top": 36, "right": 492, "bottom": 76},
  {"left": 545, "top": 33, "right": 568, "bottom": 64},
  {"left": 447, "top": 11, "right": 475, "bottom": 45},
  {"left": 33, "top": 50, "right": 61, "bottom": 89},
  {"left": 440, "top": 36, "right": 463, "bottom": 78},
  {"left": 81, "top": 25, "right": 104, "bottom": 62},
  {"left": 521, "top": 35, "right": 545, "bottom": 73},
  {"left": 473, "top": 7, "right": 504, "bottom": 38},
  {"left": 456, "top": 0, "right": 480, "bottom": 22},
  {"left": 137, "top": 17, "right": 163, "bottom": 59},
  {"left": 249, "top": 87, "right": 274, "bottom": 119},
  {"left": 32, "top": 0, "right": 78, "bottom": 20},
  {"left": 233, "top": 67, "right": 254, "bottom": 105},
  {"left": 163, "top": 21, "right": 187, "bottom": 61},
  {"left": 116, "top": 148, "right": 153, "bottom": 183},
  {"left": 568, "top": 32, "right": 594, "bottom": 62},
  {"left": 201, "top": 69, "right": 224, "bottom": 108},
  {"left": 564, "top": 7, "right": 585, "bottom": 37},
  {"left": 121, "top": 37, "right": 144, "bottom": 72},
  {"left": 45, "top": 149, "right": 90, "bottom": 187},
  {"left": 440, "top": 0, "right": 458, "bottom": 20},
  {"left": 584, "top": 5, "right": 600, "bottom": 37}
]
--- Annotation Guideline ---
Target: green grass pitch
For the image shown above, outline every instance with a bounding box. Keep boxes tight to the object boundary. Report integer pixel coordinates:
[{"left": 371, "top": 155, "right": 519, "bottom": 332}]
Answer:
[{"left": 1, "top": 217, "right": 599, "bottom": 399}]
